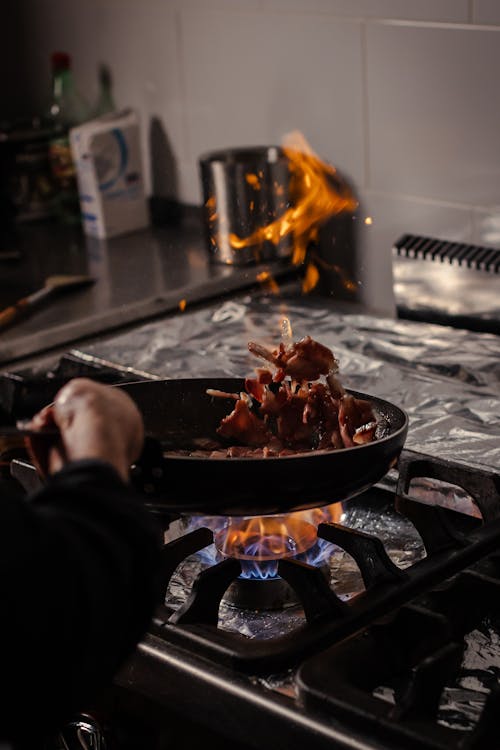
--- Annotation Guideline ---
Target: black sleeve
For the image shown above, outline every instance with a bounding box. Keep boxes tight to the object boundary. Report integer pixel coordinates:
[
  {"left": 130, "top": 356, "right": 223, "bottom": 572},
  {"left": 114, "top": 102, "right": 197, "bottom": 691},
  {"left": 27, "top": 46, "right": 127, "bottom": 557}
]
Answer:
[{"left": 0, "top": 460, "right": 163, "bottom": 745}]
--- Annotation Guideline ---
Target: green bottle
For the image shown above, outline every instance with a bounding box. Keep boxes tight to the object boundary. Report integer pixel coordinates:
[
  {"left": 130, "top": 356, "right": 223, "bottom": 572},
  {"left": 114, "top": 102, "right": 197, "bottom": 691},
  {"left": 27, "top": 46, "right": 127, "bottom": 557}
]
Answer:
[
  {"left": 47, "top": 51, "right": 90, "bottom": 225},
  {"left": 92, "top": 64, "right": 117, "bottom": 118}
]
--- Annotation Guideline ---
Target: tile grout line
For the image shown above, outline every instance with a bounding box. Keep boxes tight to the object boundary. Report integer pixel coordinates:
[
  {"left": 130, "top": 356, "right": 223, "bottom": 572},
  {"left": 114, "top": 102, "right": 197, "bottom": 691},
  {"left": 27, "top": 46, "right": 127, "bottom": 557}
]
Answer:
[
  {"left": 360, "top": 20, "right": 371, "bottom": 191},
  {"left": 174, "top": 7, "right": 191, "bottom": 162}
]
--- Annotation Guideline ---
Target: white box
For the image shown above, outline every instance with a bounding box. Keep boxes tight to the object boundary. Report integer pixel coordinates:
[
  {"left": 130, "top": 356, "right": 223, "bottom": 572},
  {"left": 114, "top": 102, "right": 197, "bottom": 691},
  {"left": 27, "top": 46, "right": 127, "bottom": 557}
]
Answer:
[{"left": 70, "top": 108, "right": 149, "bottom": 239}]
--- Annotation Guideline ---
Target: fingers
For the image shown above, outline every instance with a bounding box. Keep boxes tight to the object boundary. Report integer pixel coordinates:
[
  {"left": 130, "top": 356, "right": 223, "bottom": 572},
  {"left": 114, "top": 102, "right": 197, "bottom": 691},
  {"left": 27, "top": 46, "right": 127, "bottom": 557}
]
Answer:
[
  {"left": 25, "top": 379, "right": 145, "bottom": 482},
  {"left": 25, "top": 436, "right": 67, "bottom": 479},
  {"left": 23, "top": 405, "right": 64, "bottom": 479},
  {"left": 53, "top": 378, "right": 145, "bottom": 462},
  {"left": 25, "top": 404, "right": 57, "bottom": 432}
]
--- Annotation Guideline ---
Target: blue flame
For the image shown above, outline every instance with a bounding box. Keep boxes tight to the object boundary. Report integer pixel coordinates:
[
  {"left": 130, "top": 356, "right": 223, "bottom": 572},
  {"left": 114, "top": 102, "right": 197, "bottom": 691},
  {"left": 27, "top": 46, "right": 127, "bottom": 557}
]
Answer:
[{"left": 183, "top": 515, "right": 337, "bottom": 580}]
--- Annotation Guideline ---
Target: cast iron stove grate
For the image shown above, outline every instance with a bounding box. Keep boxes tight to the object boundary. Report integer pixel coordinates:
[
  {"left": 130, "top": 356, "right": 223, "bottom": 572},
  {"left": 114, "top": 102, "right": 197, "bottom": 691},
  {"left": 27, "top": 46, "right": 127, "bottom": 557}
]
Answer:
[
  {"left": 146, "top": 451, "right": 500, "bottom": 748},
  {"left": 296, "top": 550, "right": 500, "bottom": 749}
]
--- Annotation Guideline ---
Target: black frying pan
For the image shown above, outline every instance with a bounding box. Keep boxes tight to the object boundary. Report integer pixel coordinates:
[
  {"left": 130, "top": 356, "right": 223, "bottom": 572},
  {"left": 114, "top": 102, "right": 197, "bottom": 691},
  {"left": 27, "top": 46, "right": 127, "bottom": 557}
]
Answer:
[{"left": 120, "top": 378, "right": 408, "bottom": 517}]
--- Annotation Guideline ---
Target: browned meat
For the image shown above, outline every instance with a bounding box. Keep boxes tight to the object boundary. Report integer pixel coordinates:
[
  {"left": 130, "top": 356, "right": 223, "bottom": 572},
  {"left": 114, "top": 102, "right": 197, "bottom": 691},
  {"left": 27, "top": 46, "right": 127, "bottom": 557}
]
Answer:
[
  {"left": 244, "top": 368, "right": 274, "bottom": 402},
  {"left": 217, "top": 398, "right": 272, "bottom": 447},
  {"left": 338, "top": 394, "right": 377, "bottom": 448},
  {"left": 248, "top": 335, "right": 338, "bottom": 382},
  {"left": 353, "top": 422, "right": 378, "bottom": 445},
  {"left": 207, "top": 335, "right": 377, "bottom": 457}
]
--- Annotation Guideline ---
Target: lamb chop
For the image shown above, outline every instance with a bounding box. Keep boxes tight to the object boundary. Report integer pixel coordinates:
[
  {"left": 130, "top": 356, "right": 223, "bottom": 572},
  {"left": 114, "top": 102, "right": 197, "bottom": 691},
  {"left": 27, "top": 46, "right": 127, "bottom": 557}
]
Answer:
[
  {"left": 247, "top": 335, "right": 338, "bottom": 382},
  {"left": 207, "top": 335, "right": 378, "bottom": 456}
]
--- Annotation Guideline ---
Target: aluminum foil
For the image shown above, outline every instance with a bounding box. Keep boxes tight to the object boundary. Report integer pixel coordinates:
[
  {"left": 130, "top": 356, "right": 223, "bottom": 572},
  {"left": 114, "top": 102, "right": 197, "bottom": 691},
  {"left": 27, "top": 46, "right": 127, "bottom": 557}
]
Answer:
[{"left": 76, "top": 294, "right": 500, "bottom": 472}]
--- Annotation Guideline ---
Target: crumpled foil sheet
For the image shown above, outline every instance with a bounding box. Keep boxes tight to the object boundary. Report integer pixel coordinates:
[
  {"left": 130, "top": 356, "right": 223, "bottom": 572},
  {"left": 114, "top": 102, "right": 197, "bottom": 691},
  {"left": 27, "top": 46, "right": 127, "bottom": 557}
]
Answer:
[
  {"left": 77, "top": 294, "right": 500, "bottom": 472},
  {"left": 374, "top": 617, "right": 500, "bottom": 732}
]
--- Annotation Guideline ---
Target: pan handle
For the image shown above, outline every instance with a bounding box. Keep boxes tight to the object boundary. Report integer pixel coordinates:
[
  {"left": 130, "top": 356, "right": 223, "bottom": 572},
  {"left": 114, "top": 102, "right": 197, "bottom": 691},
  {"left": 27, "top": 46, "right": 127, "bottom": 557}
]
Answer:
[{"left": 130, "top": 436, "right": 166, "bottom": 497}]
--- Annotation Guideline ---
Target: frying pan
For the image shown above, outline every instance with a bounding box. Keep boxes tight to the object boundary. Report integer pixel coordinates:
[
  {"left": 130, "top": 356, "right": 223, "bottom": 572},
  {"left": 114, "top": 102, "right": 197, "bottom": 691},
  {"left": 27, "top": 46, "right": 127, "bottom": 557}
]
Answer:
[{"left": 119, "top": 378, "right": 408, "bottom": 517}]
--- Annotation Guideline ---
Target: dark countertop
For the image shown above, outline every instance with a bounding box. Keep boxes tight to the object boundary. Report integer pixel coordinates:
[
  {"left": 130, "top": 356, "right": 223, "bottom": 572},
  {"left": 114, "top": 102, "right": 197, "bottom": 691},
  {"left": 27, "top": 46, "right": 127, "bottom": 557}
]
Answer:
[{"left": 0, "top": 210, "right": 299, "bottom": 367}]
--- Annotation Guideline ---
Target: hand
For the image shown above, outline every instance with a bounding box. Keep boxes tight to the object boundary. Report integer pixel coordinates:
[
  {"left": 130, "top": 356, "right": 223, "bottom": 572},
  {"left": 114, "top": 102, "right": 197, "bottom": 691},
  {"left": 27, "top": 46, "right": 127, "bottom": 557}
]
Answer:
[{"left": 25, "top": 378, "right": 145, "bottom": 482}]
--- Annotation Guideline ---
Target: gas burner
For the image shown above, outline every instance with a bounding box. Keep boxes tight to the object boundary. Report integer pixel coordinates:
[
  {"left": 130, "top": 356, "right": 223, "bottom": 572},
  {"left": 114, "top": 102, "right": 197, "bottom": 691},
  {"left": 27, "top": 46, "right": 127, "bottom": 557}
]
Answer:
[
  {"left": 220, "top": 562, "right": 331, "bottom": 611},
  {"left": 180, "top": 515, "right": 336, "bottom": 610},
  {"left": 222, "top": 574, "right": 302, "bottom": 611},
  {"left": 150, "top": 451, "right": 500, "bottom": 673},
  {"left": 214, "top": 516, "right": 318, "bottom": 567}
]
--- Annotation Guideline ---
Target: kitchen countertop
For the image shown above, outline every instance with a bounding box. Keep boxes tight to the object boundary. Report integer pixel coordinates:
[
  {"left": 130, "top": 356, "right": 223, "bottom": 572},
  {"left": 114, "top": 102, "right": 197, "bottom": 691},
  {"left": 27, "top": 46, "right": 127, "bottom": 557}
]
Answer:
[{"left": 0, "top": 210, "right": 300, "bottom": 367}]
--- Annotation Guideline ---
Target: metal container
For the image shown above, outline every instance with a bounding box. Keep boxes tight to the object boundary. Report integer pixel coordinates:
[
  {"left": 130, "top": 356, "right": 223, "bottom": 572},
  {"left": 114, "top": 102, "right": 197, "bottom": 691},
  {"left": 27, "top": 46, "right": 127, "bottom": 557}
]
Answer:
[{"left": 199, "top": 146, "right": 293, "bottom": 265}]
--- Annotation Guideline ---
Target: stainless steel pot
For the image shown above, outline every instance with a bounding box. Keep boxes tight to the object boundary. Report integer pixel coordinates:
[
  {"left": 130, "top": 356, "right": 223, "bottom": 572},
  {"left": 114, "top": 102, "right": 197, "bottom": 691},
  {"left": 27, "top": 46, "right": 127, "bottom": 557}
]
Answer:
[{"left": 199, "top": 146, "right": 293, "bottom": 266}]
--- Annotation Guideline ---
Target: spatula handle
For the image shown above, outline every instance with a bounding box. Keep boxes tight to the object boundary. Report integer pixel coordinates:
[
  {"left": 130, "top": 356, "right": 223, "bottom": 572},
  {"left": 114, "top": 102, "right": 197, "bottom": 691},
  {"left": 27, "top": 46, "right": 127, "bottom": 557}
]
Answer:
[
  {"left": 0, "top": 299, "right": 29, "bottom": 330},
  {"left": 0, "top": 287, "right": 52, "bottom": 331}
]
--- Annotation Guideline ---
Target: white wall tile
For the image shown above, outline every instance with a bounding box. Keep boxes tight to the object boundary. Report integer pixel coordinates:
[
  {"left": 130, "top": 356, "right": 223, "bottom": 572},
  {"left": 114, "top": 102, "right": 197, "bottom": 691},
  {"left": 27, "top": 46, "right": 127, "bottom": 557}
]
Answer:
[
  {"left": 355, "top": 191, "right": 474, "bottom": 315},
  {"left": 366, "top": 22, "right": 500, "bottom": 206},
  {"left": 93, "top": 0, "right": 185, "bottom": 197},
  {"left": 472, "top": 207, "right": 500, "bottom": 245},
  {"left": 171, "top": 0, "right": 265, "bottom": 9},
  {"left": 180, "top": 10, "right": 365, "bottom": 204},
  {"left": 258, "top": 0, "right": 469, "bottom": 23},
  {"left": 175, "top": 159, "right": 201, "bottom": 205},
  {"left": 472, "top": 0, "right": 500, "bottom": 26}
]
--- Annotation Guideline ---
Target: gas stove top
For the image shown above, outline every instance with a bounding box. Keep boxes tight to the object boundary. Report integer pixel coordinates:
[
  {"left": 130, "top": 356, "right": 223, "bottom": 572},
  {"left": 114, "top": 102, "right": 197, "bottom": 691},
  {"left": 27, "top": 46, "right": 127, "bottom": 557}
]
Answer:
[
  {"left": 1, "top": 313, "right": 499, "bottom": 750},
  {"left": 108, "top": 448, "right": 499, "bottom": 750}
]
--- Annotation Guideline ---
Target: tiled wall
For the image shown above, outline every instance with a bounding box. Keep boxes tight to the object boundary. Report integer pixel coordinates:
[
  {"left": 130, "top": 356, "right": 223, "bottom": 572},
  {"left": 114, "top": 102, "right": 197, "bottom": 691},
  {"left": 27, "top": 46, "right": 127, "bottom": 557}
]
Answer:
[{"left": 16, "top": 0, "right": 500, "bottom": 313}]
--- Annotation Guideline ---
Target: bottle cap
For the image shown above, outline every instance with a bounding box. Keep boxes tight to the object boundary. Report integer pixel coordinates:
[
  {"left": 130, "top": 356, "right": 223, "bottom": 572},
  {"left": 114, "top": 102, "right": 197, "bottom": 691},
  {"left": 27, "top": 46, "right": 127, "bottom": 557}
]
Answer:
[{"left": 51, "top": 51, "right": 71, "bottom": 71}]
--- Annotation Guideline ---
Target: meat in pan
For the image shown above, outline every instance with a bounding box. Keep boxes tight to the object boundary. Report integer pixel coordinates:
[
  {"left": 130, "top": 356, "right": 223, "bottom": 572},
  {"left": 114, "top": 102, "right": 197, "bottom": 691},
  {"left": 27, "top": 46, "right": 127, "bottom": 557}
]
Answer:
[{"left": 205, "top": 336, "right": 378, "bottom": 458}]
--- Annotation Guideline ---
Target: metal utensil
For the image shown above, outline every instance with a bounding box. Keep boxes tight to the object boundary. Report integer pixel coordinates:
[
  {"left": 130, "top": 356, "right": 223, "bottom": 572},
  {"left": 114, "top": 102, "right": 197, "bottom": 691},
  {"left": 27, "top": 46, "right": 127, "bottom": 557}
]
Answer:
[
  {"left": 0, "top": 422, "right": 60, "bottom": 438},
  {"left": 0, "top": 274, "right": 95, "bottom": 331},
  {"left": 199, "top": 146, "right": 293, "bottom": 265}
]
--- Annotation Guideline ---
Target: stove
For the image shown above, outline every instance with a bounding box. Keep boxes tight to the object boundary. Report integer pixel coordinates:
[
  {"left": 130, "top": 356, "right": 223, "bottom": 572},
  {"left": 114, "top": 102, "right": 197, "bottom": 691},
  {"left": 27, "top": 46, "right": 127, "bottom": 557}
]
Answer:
[
  {"left": 2, "top": 353, "right": 500, "bottom": 750},
  {"left": 117, "top": 451, "right": 500, "bottom": 750}
]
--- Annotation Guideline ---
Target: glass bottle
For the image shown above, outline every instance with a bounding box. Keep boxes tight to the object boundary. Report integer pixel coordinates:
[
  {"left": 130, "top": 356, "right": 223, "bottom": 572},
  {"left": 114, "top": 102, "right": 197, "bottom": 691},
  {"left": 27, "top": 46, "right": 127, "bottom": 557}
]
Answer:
[
  {"left": 92, "top": 64, "right": 117, "bottom": 118},
  {"left": 47, "top": 51, "right": 90, "bottom": 225}
]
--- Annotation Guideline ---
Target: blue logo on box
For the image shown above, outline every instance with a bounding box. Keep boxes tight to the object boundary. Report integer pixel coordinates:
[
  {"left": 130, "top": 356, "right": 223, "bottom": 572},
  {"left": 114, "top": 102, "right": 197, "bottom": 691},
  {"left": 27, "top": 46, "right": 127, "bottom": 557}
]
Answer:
[{"left": 98, "top": 129, "right": 128, "bottom": 192}]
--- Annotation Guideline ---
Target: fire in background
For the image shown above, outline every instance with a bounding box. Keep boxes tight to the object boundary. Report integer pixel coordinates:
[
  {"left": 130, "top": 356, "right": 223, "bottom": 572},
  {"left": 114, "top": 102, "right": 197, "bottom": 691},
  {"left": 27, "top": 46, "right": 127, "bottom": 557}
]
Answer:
[{"left": 200, "top": 132, "right": 359, "bottom": 297}]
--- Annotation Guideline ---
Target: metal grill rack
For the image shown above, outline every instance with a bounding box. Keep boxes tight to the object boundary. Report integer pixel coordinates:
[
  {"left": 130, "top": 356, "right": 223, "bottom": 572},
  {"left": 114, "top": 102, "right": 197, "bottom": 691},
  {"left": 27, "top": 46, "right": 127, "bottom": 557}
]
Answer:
[{"left": 393, "top": 234, "right": 500, "bottom": 273}]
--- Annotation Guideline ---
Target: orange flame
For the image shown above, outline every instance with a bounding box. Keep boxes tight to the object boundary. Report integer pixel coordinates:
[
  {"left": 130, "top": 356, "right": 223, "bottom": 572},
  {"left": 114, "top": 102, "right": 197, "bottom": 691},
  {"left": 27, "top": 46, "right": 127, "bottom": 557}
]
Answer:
[
  {"left": 256, "top": 270, "right": 280, "bottom": 295},
  {"left": 229, "top": 131, "right": 358, "bottom": 291},
  {"left": 292, "top": 502, "right": 343, "bottom": 527},
  {"left": 216, "top": 516, "right": 318, "bottom": 561},
  {"left": 302, "top": 262, "right": 320, "bottom": 293},
  {"left": 308, "top": 250, "right": 358, "bottom": 294},
  {"left": 214, "top": 502, "right": 343, "bottom": 563},
  {"left": 246, "top": 173, "right": 261, "bottom": 189}
]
